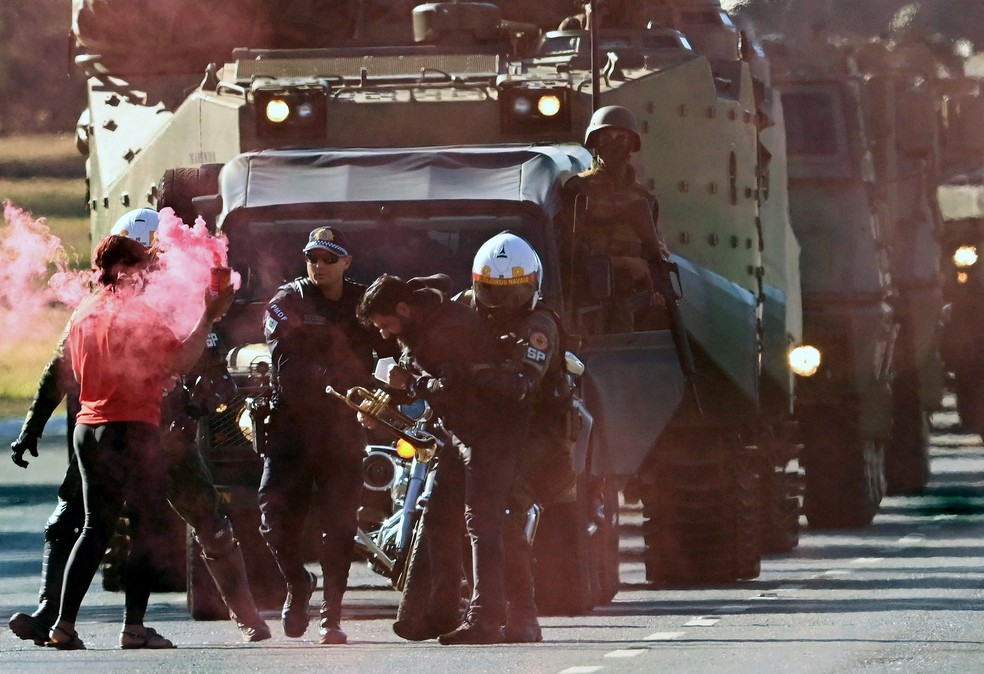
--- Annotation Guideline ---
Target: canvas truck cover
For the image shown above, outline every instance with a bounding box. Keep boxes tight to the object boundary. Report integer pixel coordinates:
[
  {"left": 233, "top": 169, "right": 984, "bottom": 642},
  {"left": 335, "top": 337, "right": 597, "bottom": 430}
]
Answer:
[{"left": 217, "top": 144, "right": 592, "bottom": 224}]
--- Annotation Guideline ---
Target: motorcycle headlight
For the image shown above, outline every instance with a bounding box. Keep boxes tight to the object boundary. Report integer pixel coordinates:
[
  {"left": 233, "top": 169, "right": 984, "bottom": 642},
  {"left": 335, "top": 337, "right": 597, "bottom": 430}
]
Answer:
[
  {"left": 953, "top": 245, "right": 978, "bottom": 268},
  {"left": 395, "top": 438, "right": 416, "bottom": 461},
  {"left": 789, "top": 345, "right": 822, "bottom": 377}
]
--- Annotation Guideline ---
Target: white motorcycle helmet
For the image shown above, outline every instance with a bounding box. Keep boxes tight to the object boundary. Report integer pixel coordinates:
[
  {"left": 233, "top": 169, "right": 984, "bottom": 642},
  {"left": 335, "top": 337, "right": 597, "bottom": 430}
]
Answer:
[
  {"left": 110, "top": 208, "right": 160, "bottom": 247},
  {"left": 471, "top": 231, "right": 542, "bottom": 310}
]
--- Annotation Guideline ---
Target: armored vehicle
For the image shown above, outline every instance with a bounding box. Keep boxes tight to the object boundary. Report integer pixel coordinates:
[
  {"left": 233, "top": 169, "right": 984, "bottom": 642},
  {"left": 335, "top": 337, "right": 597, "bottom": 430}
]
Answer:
[
  {"left": 765, "top": 34, "right": 958, "bottom": 526},
  {"left": 937, "top": 78, "right": 984, "bottom": 434},
  {"left": 72, "top": 0, "right": 805, "bottom": 608}
]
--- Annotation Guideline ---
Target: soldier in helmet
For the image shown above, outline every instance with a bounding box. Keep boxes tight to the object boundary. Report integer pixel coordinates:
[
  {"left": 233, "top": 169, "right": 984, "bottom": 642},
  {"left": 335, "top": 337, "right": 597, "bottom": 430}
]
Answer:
[
  {"left": 8, "top": 209, "right": 271, "bottom": 647},
  {"left": 561, "top": 104, "right": 670, "bottom": 333}
]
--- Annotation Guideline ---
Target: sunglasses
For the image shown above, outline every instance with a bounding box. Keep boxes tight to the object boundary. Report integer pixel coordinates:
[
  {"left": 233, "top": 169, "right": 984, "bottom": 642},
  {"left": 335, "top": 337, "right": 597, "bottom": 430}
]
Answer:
[{"left": 305, "top": 250, "right": 341, "bottom": 265}]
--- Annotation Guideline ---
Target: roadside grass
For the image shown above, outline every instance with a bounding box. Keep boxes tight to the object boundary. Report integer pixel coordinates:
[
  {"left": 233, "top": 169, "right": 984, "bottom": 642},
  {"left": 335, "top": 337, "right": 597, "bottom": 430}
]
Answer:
[
  {"left": 0, "top": 304, "right": 71, "bottom": 409},
  {"left": 1, "top": 134, "right": 89, "bottom": 417},
  {"left": 0, "top": 133, "right": 85, "bottom": 179}
]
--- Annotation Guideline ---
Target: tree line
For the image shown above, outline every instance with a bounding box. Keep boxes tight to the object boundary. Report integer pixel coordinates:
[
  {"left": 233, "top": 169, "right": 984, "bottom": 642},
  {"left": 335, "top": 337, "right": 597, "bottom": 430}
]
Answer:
[{"left": 0, "top": 1, "right": 86, "bottom": 135}]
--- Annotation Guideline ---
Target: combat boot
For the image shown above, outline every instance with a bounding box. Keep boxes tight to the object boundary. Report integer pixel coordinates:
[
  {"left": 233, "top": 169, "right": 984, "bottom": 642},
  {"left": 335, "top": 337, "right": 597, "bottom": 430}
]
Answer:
[
  {"left": 392, "top": 609, "right": 462, "bottom": 641},
  {"left": 201, "top": 541, "right": 272, "bottom": 642},
  {"left": 503, "top": 613, "right": 543, "bottom": 643},
  {"left": 318, "top": 599, "right": 347, "bottom": 645},
  {"left": 438, "top": 617, "right": 505, "bottom": 645},
  {"left": 10, "top": 529, "right": 74, "bottom": 645},
  {"left": 281, "top": 570, "right": 316, "bottom": 638}
]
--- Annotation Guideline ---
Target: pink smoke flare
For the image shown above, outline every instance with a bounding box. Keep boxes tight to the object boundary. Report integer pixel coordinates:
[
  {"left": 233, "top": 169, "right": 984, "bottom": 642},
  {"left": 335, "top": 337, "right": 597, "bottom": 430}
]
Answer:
[{"left": 143, "top": 208, "right": 241, "bottom": 337}]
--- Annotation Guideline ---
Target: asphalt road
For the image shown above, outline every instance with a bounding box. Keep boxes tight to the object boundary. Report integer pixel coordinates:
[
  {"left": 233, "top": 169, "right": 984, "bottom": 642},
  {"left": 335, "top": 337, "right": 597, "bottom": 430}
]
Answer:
[{"left": 2, "top": 401, "right": 984, "bottom": 672}]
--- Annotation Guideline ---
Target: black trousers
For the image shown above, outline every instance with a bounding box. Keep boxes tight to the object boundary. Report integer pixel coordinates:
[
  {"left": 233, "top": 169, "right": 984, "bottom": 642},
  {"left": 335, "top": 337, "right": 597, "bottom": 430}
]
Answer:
[
  {"left": 59, "top": 422, "right": 170, "bottom": 625},
  {"left": 423, "top": 420, "right": 525, "bottom": 626},
  {"left": 35, "top": 426, "right": 233, "bottom": 621},
  {"left": 257, "top": 410, "right": 365, "bottom": 612}
]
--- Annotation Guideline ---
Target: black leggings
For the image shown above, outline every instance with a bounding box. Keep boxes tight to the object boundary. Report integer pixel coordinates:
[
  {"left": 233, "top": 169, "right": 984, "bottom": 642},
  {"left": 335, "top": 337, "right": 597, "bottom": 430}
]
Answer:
[{"left": 58, "top": 422, "right": 170, "bottom": 625}]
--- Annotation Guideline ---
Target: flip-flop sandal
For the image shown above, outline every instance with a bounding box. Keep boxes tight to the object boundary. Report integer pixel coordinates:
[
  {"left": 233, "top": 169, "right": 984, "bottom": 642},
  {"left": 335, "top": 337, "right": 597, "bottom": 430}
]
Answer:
[
  {"left": 45, "top": 624, "right": 86, "bottom": 650},
  {"left": 120, "top": 625, "right": 175, "bottom": 649}
]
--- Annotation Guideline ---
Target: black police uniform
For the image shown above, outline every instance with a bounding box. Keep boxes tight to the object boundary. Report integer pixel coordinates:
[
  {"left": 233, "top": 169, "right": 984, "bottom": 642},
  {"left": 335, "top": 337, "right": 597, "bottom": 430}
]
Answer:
[{"left": 258, "top": 276, "right": 378, "bottom": 638}]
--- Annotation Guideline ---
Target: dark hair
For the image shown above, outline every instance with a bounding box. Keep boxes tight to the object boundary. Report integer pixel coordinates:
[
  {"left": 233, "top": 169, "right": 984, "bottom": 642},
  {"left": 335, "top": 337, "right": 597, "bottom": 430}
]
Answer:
[
  {"left": 356, "top": 274, "right": 416, "bottom": 326},
  {"left": 93, "top": 234, "right": 150, "bottom": 287}
]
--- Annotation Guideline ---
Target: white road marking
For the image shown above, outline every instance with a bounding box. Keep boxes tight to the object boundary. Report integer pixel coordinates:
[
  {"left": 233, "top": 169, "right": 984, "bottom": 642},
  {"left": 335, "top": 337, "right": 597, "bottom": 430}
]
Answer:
[
  {"left": 898, "top": 534, "right": 926, "bottom": 545},
  {"left": 684, "top": 617, "right": 719, "bottom": 627},
  {"left": 645, "top": 631, "right": 685, "bottom": 640},
  {"left": 852, "top": 558, "right": 884, "bottom": 564},
  {"left": 820, "top": 569, "right": 851, "bottom": 576},
  {"left": 560, "top": 667, "right": 604, "bottom": 674},
  {"left": 605, "top": 649, "right": 646, "bottom": 658},
  {"left": 714, "top": 605, "right": 750, "bottom": 614}
]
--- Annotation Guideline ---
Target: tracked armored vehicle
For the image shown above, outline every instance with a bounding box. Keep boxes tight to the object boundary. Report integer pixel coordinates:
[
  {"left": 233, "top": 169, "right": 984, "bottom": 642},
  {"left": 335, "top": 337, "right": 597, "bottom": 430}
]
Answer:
[{"left": 72, "top": 0, "right": 805, "bottom": 610}]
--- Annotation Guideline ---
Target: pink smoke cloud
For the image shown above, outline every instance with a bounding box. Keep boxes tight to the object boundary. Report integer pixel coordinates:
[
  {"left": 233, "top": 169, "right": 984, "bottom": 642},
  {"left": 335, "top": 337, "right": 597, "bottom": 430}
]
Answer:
[
  {"left": 141, "top": 208, "right": 241, "bottom": 337},
  {"left": 0, "top": 201, "right": 91, "bottom": 342}
]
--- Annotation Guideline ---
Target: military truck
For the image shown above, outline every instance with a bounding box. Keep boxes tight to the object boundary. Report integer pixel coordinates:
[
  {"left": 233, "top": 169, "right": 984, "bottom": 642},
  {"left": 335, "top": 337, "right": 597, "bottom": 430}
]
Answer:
[
  {"left": 72, "top": 0, "right": 806, "bottom": 608},
  {"left": 936, "top": 78, "right": 984, "bottom": 434},
  {"left": 763, "top": 32, "right": 960, "bottom": 526}
]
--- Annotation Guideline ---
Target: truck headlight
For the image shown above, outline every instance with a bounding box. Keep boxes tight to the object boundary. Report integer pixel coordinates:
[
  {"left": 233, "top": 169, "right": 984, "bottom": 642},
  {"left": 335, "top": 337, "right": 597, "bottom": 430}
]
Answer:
[
  {"left": 953, "top": 245, "right": 978, "bottom": 268},
  {"left": 265, "top": 99, "right": 291, "bottom": 123},
  {"left": 253, "top": 87, "right": 328, "bottom": 144},
  {"left": 789, "top": 345, "right": 821, "bottom": 377},
  {"left": 499, "top": 85, "right": 571, "bottom": 134}
]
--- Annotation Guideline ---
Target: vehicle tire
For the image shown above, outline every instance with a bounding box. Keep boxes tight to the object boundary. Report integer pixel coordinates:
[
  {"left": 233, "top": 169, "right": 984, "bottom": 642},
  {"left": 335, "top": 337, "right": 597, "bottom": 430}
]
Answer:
[
  {"left": 802, "top": 415, "right": 886, "bottom": 529},
  {"left": 186, "top": 529, "right": 227, "bottom": 621},
  {"left": 101, "top": 505, "right": 187, "bottom": 593},
  {"left": 393, "top": 509, "right": 424, "bottom": 593},
  {"left": 954, "top": 372, "right": 984, "bottom": 436},
  {"left": 885, "top": 371, "right": 931, "bottom": 495},
  {"left": 591, "top": 478, "right": 620, "bottom": 605},
  {"left": 395, "top": 515, "right": 433, "bottom": 628},
  {"left": 641, "top": 429, "right": 761, "bottom": 585},
  {"left": 757, "top": 429, "right": 802, "bottom": 555},
  {"left": 157, "top": 164, "right": 222, "bottom": 226},
  {"left": 533, "top": 481, "right": 595, "bottom": 615}
]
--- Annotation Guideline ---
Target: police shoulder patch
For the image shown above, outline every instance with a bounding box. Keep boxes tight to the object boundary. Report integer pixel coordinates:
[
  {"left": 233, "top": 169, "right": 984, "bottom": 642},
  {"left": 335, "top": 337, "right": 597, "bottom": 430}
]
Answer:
[
  {"left": 529, "top": 331, "right": 549, "bottom": 350},
  {"left": 264, "top": 315, "right": 278, "bottom": 335}
]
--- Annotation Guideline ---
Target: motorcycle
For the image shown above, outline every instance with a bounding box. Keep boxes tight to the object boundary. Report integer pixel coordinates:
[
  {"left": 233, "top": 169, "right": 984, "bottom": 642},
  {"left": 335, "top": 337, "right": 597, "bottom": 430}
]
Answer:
[{"left": 325, "top": 384, "right": 445, "bottom": 590}]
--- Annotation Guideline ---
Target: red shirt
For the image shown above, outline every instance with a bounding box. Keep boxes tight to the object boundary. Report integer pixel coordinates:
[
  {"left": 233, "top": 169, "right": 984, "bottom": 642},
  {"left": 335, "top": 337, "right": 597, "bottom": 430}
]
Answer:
[{"left": 68, "top": 289, "right": 181, "bottom": 426}]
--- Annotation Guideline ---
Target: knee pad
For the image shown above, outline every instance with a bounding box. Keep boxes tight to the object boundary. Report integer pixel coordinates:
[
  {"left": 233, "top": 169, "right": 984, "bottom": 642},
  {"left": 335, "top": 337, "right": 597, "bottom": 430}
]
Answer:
[
  {"left": 196, "top": 519, "right": 238, "bottom": 560},
  {"left": 45, "top": 498, "right": 85, "bottom": 542}
]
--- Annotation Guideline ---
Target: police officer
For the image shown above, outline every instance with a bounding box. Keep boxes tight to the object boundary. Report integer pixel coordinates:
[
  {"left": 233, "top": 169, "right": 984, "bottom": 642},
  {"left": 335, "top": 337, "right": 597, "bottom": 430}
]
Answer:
[
  {"left": 259, "top": 226, "right": 382, "bottom": 645},
  {"left": 562, "top": 105, "right": 670, "bottom": 333},
  {"left": 357, "top": 274, "right": 531, "bottom": 645},
  {"left": 8, "top": 209, "right": 271, "bottom": 646},
  {"left": 459, "top": 232, "right": 577, "bottom": 643}
]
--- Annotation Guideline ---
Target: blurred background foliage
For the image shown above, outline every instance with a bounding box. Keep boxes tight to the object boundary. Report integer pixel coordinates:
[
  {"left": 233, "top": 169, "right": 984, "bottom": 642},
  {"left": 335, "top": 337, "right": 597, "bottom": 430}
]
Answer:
[{"left": 0, "top": 1, "right": 86, "bottom": 136}]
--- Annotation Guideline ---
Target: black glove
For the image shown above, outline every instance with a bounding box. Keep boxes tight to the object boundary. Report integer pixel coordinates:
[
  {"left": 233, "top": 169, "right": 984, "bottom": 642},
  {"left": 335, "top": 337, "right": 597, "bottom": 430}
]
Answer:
[{"left": 11, "top": 433, "right": 39, "bottom": 469}]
